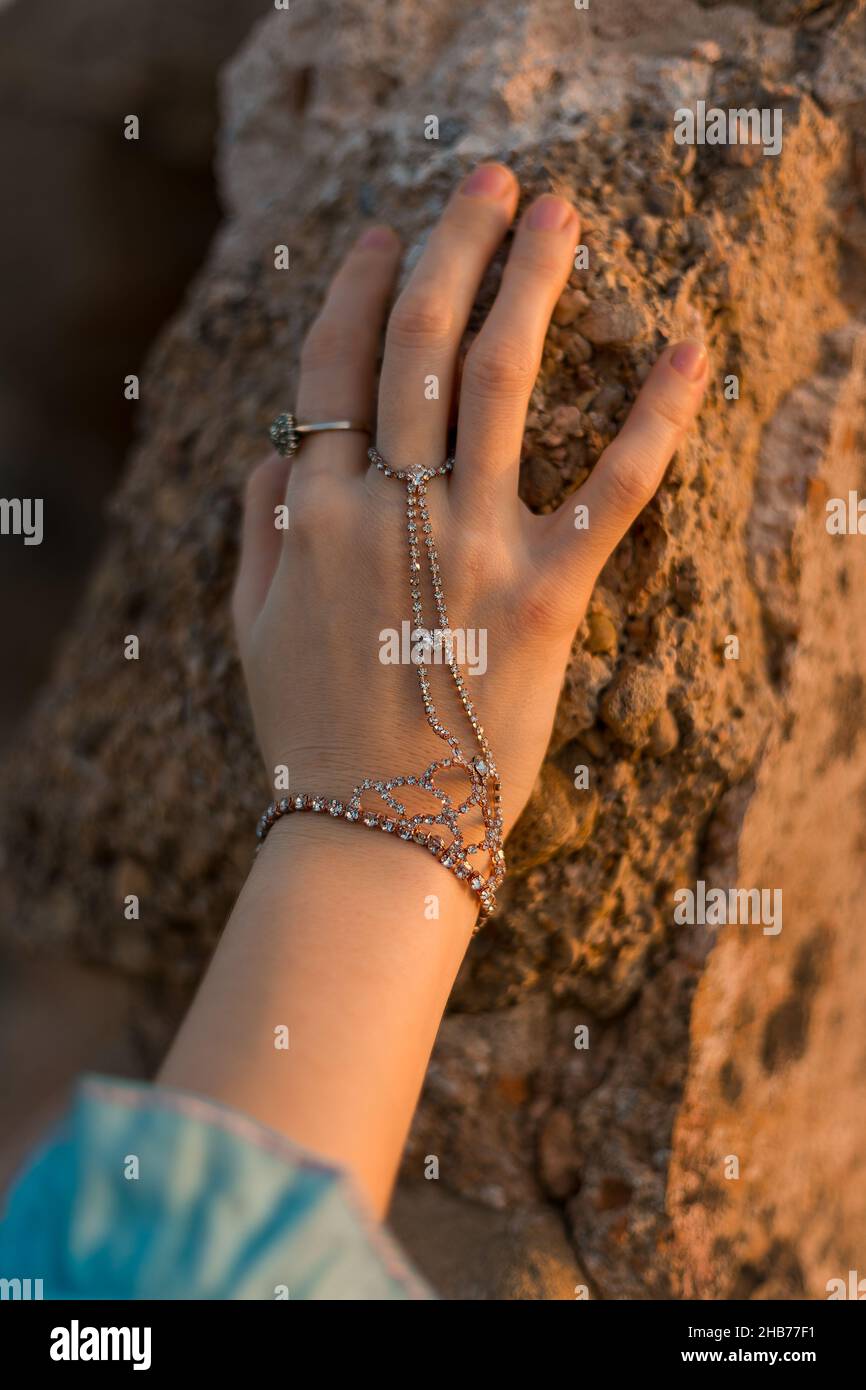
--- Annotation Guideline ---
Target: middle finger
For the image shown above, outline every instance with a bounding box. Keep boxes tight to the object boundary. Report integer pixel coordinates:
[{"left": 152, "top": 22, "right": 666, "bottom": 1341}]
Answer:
[{"left": 374, "top": 163, "right": 519, "bottom": 473}]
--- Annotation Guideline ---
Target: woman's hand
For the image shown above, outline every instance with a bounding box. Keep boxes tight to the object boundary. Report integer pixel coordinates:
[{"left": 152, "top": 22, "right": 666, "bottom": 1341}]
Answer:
[
  {"left": 162, "top": 165, "right": 707, "bottom": 1218},
  {"left": 232, "top": 163, "right": 708, "bottom": 841}
]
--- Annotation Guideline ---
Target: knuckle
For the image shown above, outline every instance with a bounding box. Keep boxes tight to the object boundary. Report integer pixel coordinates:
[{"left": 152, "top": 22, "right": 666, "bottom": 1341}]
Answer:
[
  {"left": 505, "top": 246, "right": 568, "bottom": 282},
  {"left": 456, "top": 531, "right": 494, "bottom": 587},
  {"left": 464, "top": 340, "right": 536, "bottom": 398},
  {"left": 388, "top": 289, "right": 453, "bottom": 349},
  {"left": 603, "top": 451, "right": 654, "bottom": 514},
  {"left": 300, "top": 317, "right": 356, "bottom": 373},
  {"left": 515, "top": 571, "right": 568, "bottom": 636},
  {"left": 289, "top": 473, "right": 347, "bottom": 535},
  {"left": 646, "top": 388, "right": 691, "bottom": 434}
]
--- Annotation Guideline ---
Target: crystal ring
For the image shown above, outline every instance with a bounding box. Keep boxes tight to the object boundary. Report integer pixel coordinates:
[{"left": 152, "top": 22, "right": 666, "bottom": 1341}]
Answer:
[{"left": 269, "top": 412, "right": 370, "bottom": 458}]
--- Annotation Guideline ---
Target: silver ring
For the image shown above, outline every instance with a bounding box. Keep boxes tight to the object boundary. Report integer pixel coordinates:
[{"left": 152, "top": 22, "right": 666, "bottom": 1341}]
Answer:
[{"left": 269, "top": 412, "right": 371, "bottom": 459}]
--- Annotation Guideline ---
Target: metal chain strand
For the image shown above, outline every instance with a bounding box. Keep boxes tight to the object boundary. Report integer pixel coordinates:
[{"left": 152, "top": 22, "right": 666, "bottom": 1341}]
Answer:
[{"left": 255, "top": 447, "right": 506, "bottom": 925}]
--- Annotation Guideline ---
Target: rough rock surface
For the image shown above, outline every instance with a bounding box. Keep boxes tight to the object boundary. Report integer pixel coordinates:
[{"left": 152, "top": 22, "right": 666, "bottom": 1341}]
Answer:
[
  {"left": 2, "top": 0, "right": 866, "bottom": 1296},
  {"left": 667, "top": 329, "right": 866, "bottom": 1300}
]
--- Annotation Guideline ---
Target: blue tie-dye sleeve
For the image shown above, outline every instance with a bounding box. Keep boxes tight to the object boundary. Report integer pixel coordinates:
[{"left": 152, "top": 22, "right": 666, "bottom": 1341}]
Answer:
[{"left": 0, "top": 1074, "right": 433, "bottom": 1300}]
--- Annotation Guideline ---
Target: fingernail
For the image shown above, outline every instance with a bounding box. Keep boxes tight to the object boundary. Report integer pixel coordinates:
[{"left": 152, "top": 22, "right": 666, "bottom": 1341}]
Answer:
[
  {"left": 527, "top": 195, "right": 573, "bottom": 231},
  {"left": 461, "top": 164, "right": 513, "bottom": 199},
  {"left": 358, "top": 225, "right": 397, "bottom": 250},
  {"left": 670, "top": 338, "right": 708, "bottom": 381}
]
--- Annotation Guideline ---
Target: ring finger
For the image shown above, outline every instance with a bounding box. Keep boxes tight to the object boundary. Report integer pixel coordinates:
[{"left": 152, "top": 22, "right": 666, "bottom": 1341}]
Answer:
[{"left": 293, "top": 225, "right": 402, "bottom": 477}]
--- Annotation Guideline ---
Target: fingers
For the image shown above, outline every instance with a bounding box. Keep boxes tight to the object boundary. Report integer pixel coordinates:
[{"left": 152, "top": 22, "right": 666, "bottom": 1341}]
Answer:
[
  {"left": 375, "top": 164, "right": 519, "bottom": 473},
  {"left": 453, "top": 193, "right": 579, "bottom": 517},
  {"left": 294, "top": 226, "right": 402, "bottom": 476},
  {"left": 542, "top": 338, "right": 708, "bottom": 596},
  {"left": 232, "top": 455, "right": 291, "bottom": 639}
]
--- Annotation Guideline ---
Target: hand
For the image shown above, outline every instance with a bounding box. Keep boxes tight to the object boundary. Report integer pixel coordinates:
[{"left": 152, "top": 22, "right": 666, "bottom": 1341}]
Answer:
[
  {"left": 232, "top": 162, "right": 708, "bottom": 848},
  {"left": 165, "top": 166, "right": 708, "bottom": 1213}
]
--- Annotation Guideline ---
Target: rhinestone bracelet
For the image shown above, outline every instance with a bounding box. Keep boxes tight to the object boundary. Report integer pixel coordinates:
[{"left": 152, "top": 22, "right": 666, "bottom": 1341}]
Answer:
[{"left": 255, "top": 447, "right": 506, "bottom": 923}]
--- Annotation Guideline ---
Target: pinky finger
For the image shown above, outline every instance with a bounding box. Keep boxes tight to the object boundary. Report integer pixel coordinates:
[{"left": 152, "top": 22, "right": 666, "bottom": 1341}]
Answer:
[{"left": 232, "top": 455, "right": 291, "bottom": 640}]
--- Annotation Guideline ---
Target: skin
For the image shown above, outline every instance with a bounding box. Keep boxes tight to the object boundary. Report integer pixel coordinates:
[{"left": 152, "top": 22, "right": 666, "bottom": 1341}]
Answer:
[{"left": 159, "top": 164, "right": 708, "bottom": 1218}]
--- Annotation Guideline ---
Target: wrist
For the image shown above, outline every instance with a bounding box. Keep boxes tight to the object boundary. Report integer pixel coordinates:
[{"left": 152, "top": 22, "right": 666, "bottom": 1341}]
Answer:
[{"left": 256, "top": 805, "right": 480, "bottom": 935}]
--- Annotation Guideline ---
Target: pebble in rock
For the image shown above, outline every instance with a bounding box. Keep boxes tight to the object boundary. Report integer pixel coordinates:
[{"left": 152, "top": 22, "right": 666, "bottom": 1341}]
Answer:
[
  {"left": 576, "top": 301, "right": 645, "bottom": 348},
  {"left": 553, "top": 289, "right": 591, "bottom": 326},
  {"left": 586, "top": 612, "right": 618, "bottom": 655},
  {"left": 600, "top": 664, "right": 669, "bottom": 748},
  {"left": 570, "top": 333, "right": 594, "bottom": 365},
  {"left": 649, "top": 707, "right": 680, "bottom": 757},
  {"left": 551, "top": 404, "right": 584, "bottom": 435}
]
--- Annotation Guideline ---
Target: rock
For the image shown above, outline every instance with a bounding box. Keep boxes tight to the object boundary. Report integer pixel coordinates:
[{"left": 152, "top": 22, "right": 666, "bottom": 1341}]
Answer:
[
  {"left": 669, "top": 336, "right": 866, "bottom": 1297},
  {"left": 692, "top": 39, "right": 722, "bottom": 63},
  {"left": 648, "top": 707, "right": 680, "bottom": 757},
  {"left": 815, "top": 6, "right": 866, "bottom": 112},
  {"left": 390, "top": 1184, "right": 589, "bottom": 1299},
  {"left": 549, "top": 646, "right": 615, "bottom": 751},
  {"left": 585, "top": 612, "right": 618, "bottom": 655},
  {"left": 538, "top": 1107, "right": 582, "bottom": 1198},
  {"left": 402, "top": 997, "right": 551, "bottom": 1209},
  {"left": 553, "top": 289, "right": 590, "bottom": 326},
  {"left": 521, "top": 453, "right": 561, "bottom": 510},
  {"left": 568, "top": 332, "right": 593, "bottom": 365},
  {"left": 506, "top": 763, "right": 594, "bottom": 874},
  {"left": 592, "top": 383, "right": 626, "bottom": 416},
  {"left": 600, "top": 665, "right": 669, "bottom": 748},
  {"left": 646, "top": 179, "right": 683, "bottom": 218},
  {"left": 632, "top": 214, "right": 662, "bottom": 252},
  {"left": 550, "top": 404, "right": 584, "bottom": 436},
  {"left": 0, "top": 0, "right": 864, "bottom": 1306},
  {"left": 576, "top": 301, "right": 646, "bottom": 348}
]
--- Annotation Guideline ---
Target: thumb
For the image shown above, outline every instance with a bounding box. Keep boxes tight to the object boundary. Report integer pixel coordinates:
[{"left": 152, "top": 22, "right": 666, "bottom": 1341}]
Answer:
[{"left": 557, "top": 337, "right": 708, "bottom": 578}]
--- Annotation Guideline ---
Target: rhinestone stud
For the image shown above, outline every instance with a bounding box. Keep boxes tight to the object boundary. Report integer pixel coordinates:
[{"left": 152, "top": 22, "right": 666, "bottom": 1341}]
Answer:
[{"left": 269, "top": 412, "right": 301, "bottom": 458}]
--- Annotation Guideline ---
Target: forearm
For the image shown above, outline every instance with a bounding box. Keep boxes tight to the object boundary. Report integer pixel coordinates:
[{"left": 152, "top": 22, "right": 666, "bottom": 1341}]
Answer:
[
  {"left": 170, "top": 164, "right": 706, "bottom": 1235},
  {"left": 159, "top": 813, "right": 476, "bottom": 1216}
]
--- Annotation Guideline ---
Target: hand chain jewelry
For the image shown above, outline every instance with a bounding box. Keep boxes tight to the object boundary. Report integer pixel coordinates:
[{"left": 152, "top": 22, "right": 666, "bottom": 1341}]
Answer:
[{"left": 255, "top": 444, "right": 506, "bottom": 925}]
